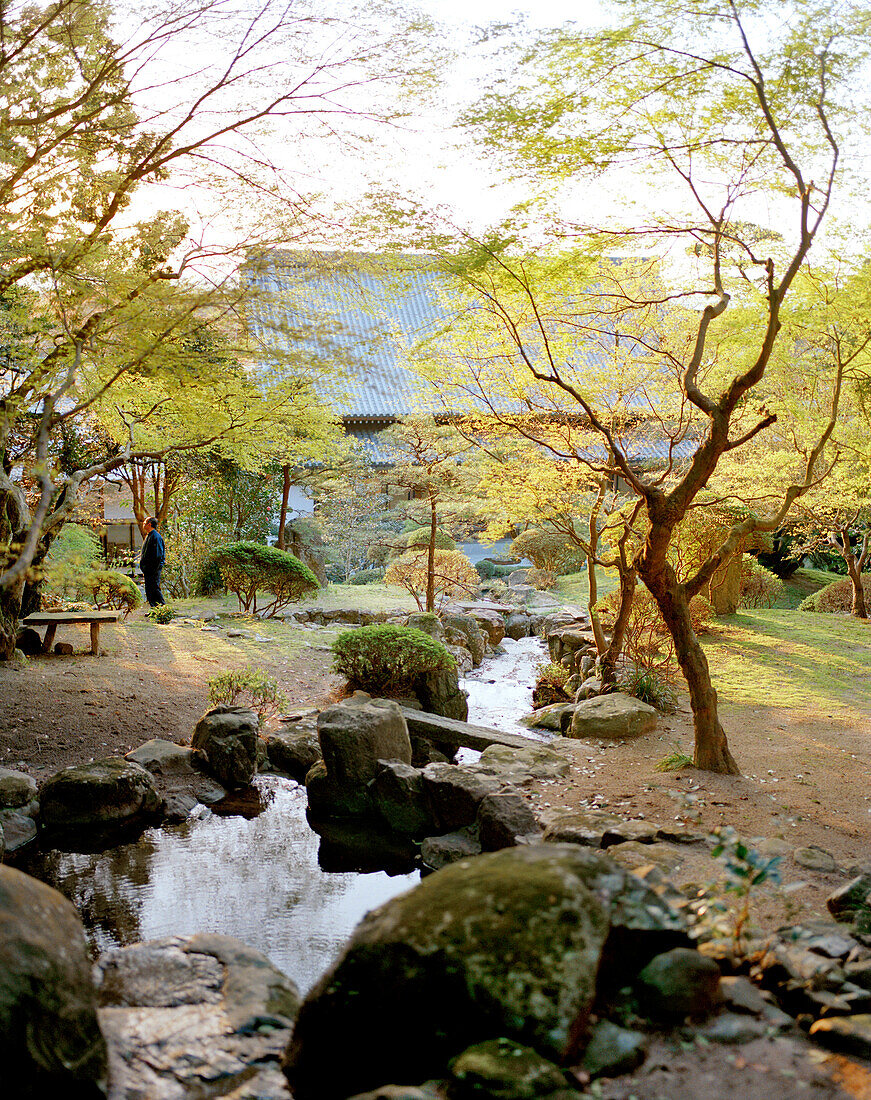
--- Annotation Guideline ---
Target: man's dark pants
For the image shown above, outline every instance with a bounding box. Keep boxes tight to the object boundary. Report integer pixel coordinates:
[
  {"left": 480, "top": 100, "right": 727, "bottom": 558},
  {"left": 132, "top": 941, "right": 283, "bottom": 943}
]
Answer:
[{"left": 144, "top": 568, "right": 166, "bottom": 606}]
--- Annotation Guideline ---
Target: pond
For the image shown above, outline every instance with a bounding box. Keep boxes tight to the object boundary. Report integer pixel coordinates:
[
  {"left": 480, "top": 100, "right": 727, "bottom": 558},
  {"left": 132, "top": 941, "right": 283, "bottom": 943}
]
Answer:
[
  {"left": 22, "top": 636, "right": 545, "bottom": 993},
  {"left": 22, "top": 779, "right": 418, "bottom": 994}
]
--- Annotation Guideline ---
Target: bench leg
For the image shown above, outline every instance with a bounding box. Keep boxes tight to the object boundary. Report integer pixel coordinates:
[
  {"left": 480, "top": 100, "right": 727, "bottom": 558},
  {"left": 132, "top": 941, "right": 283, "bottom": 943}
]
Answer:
[
  {"left": 42, "top": 624, "right": 57, "bottom": 653},
  {"left": 89, "top": 622, "right": 100, "bottom": 655}
]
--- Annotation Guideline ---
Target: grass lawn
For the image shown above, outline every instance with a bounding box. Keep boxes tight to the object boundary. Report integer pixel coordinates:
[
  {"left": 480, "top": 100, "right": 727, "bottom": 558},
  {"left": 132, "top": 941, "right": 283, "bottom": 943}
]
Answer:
[
  {"left": 777, "top": 566, "right": 840, "bottom": 610},
  {"left": 553, "top": 567, "right": 619, "bottom": 607},
  {"left": 703, "top": 606, "right": 871, "bottom": 717}
]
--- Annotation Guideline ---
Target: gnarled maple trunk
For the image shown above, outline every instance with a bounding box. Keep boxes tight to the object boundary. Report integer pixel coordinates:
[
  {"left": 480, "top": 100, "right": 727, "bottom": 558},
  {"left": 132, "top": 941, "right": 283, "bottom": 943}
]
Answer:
[
  {"left": 599, "top": 566, "right": 636, "bottom": 688},
  {"left": 640, "top": 540, "right": 740, "bottom": 775}
]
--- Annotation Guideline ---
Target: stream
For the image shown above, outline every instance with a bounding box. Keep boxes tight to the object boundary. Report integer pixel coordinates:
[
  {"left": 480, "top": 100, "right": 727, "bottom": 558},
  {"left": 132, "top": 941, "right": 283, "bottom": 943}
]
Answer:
[{"left": 21, "top": 635, "right": 547, "bottom": 993}]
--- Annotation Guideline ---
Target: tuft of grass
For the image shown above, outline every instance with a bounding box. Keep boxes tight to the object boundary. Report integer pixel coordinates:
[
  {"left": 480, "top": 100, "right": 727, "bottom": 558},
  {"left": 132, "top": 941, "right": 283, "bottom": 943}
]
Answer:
[{"left": 655, "top": 747, "right": 694, "bottom": 772}]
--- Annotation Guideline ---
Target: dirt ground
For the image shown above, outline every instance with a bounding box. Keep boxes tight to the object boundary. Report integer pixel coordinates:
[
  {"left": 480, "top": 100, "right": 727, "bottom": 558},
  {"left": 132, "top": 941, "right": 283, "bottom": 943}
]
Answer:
[
  {"left": 4, "top": 600, "right": 871, "bottom": 1097},
  {"left": 0, "top": 608, "right": 345, "bottom": 775},
  {"left": 529, "top": 694, "right": 871, "bottom": 934},
  {"left": 4, "top": 600, "right": 870, "bottom": 931}
]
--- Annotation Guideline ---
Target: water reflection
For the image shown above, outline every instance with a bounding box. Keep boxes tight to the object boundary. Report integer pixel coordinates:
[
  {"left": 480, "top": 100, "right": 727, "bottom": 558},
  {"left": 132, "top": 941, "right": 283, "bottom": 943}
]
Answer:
[{"left": 24, "top": 778, "right": 418, "bottom": 994}]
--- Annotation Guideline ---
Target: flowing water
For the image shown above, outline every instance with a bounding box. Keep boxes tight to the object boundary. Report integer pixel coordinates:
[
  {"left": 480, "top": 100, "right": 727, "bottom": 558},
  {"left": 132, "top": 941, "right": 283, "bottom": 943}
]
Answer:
[
  {"left": 22, "top": 635, "right": 545, "bottom": 992},
  {"left": 461, "top": 635, "right": 549, "bottom": 738}
]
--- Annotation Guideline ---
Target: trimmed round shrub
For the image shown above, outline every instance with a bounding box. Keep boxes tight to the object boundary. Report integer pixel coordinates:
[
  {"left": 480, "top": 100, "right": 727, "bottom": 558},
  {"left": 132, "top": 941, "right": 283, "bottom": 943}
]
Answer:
[
  {"left": 510, "top": 528, "right": 586, "bottom": 575},
  {"left": 211, "top": 541, "right": 319, "bottom": 616},
  {"left": 474, "top": 558, "right": 516, "bottom": 580},
  {"left": 80, "top": 569, "right": 141, "bottom": 615},
  {"left": 739, "top": 558, "right": 784, "bottom": 609},
  {"left": 799, "top": 575, "right": 871, "bottom": 613},
  {"left": 332, "top": 624, "right": 456, "bottom": 695}
]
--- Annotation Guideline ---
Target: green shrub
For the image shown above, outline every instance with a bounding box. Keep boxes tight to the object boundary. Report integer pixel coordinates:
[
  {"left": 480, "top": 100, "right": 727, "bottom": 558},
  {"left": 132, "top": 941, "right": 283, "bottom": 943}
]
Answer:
[
  {"left": 147, "top": 603, "right": 177, "bottom": 624},
  {"left": 532, "top": 661, "right": 572, "bottom": 707},
  {"left": 475, "top": 558, "right": 516, "bottom": 580},
  {"left": 739, "top": 558, "right": 784, "bottom": 609},
  {"left": 799, "top": 575, "right": 871, "bottom": 613},
  {"left": 389, "top": 527, "right": 456, "bottom": 557},
  {"left": 212, "top": 541, "right": 319, "bottom": 616},
  {"left": 208, "top": 666, "right": 286, "bottom": 725},
  {"left": 349, "top": 568, "right": 384, "bottom": 585},
  {"left": 510, "top": 528, "right": 586, "bottom": 575},
  {"left": 332, "top": 624, "right": 456, "bottom": 695},
  {"left": 196, "top": 553, "right": 226, "bottom": 597},
  {"left": 80, "top": 570, "right": 142, "bottom": 615}
]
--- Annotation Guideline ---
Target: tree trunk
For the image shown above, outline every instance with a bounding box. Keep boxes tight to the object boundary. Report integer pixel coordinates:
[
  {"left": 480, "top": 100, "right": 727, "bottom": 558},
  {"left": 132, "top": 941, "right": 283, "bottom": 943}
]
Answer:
[
  {"left": 600, "top": 566, "right": 636, "bottom": 687},
  {"left": 0, "top": 577, "right": 24, "bottom": 660},
  {"left": 846, "top": 557, "right": 867, "bottom": 618},
  {"left": 426, "top": 493, "right": 437, "bottom": 613},
  {"left": 641, "top": 556, "right": 740, "bottom": 775},
  {"left": 277, "top": 464, "right": 291, "bottom": 550}
]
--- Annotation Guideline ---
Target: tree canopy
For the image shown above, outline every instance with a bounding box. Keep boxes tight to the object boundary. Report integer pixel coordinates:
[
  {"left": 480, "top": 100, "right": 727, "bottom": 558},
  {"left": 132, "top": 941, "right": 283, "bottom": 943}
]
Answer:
[{"left": 403, "top": 0, "right": 871, "bottom": 772}]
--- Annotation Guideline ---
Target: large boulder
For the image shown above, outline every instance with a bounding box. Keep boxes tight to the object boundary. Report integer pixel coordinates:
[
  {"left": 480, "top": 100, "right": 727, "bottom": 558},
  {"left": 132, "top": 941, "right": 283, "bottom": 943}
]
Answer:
[
  {"left": 318, "top": 697, "right": 412, "bottom": 791},
  {"left": 284, "top": 844, "right": 688, "bottom": 1099},
  {"left": 569, "top": 692, "right": 658, "bottom": 740},
  {"left": 476, "top": 792, "right": 540, "bottom": 851},
  {"left": 636, "top": 947, "right": 722, "bottom": 1019},
  {"left": 369, "top": 761, "right": 435, "bottom": 837},
  {"left": 265, "top": 724, "right": 323, "bottom": 783},
  {"left": 0, "top": 766, "right": 37, "bottom": 808},
  {"left": 521, "top": 701, "right": 576, "bottom": 733},
  {"left": 0, "top": 808, "right": 37, "bottom": 853},
  {"left": 474, "top": 742, "right": 572, "bottom": 785},
  {"left": 0, "top": 865, "right": 108, "bottom": 1097},
  {"left": 421, "top": 762, "right": 503, "bottom": 831},
  {"left": 126, "top": 738, "right": 227, "bottom": 812},
  {"left": 441, "top": 614, "right": 486, "bottom": 667},
  {"left": 504, "top": 611, "right": 530, "bottom": 640},
  {"left": 96, "top": 933, "right": 299, "bottom": 1100},
  {"left": 415, "top": 668, "right": 469, "bottom": 721},
  {"left": 406, "top": 612, "right": 447, "bottom": 642},
  {"left": 40, "top": 757, "right": 162, "bottom": 831},
  {"left": 191, "top": 705, "right": 259, "bottom": 788},
  {"left": 469, "top": 610, "right": 505, "bottom": 646}
]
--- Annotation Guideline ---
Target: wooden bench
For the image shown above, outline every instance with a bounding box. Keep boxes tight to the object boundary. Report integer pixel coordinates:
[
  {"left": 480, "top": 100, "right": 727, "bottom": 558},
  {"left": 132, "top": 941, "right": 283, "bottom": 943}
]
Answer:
[{"left": 22, "top": 611, "right": 120, "bottom": 655}]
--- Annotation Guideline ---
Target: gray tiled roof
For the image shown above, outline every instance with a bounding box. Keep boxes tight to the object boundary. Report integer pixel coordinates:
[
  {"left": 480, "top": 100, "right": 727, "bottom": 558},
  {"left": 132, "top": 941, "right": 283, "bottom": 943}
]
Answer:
[
  {"left": 245, "top": 251, "right": 450, "bottom": 420},
  {"left": 244, "top": 252, "right": 695, "bottom": 470}
]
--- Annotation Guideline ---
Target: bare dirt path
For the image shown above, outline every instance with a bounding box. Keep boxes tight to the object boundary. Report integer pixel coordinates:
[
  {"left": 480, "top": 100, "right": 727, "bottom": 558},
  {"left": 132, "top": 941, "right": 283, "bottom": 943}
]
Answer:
[{"left": 0, "top": 608, "right": 343, "bottom": 776}]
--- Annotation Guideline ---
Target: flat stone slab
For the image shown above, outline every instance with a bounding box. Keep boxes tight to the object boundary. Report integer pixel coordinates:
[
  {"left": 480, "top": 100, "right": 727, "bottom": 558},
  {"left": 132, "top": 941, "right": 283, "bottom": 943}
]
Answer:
[{"left": 399, "top": 707, "right": 537, "bottom": 753}]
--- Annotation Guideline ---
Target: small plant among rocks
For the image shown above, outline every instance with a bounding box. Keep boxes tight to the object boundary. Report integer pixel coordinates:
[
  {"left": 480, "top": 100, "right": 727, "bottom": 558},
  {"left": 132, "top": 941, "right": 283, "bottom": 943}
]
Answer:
[
  {"left": 619, "top": 665, "right": 678, "bottom": 713},
  {"left": 692, "top": 826, "right": 782, "bottom": 955},
  {"left": 532, "top": 661, "right": 572, "bottom": 707},
  {"left": 332, "top": 624, "right": 456, "bottom": 696},
  {"left": 146, "top": 603, "right": 176, "bottom": 624},
  {"left": 208, "top": 667, "right": 287, "bottom": 726}
]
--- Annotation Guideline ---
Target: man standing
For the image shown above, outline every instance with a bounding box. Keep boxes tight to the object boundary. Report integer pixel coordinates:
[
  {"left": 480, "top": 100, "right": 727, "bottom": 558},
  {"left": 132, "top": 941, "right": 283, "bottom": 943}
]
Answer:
[{"left": 140, "top": 517, "right": 166, "bottom": 607}]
